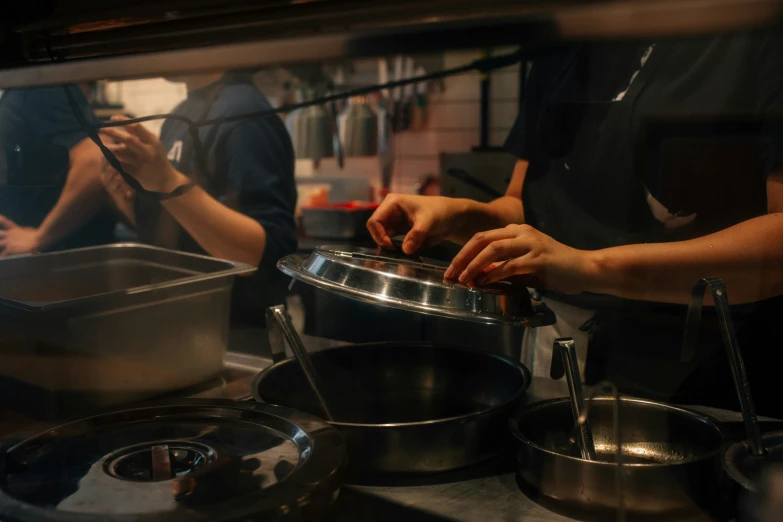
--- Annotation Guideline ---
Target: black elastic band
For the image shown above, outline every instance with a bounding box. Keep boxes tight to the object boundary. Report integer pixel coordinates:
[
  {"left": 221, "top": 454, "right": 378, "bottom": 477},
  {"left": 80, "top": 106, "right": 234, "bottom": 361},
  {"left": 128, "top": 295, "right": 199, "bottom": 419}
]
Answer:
[
  {"left": 63, "top": 50, "right": 522, "bottom": 200},
  {"left": 63, "top": 86, "right": 195, "bottom": 201}
]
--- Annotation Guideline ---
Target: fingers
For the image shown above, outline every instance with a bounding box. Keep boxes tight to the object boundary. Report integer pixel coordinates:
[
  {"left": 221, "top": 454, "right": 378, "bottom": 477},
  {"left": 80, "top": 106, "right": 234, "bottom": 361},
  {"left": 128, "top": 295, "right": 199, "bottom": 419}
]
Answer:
[
  {"left": 474, "top": 256, "right": 534, "bottom": 287},
  {"left": 0, "top": 231, "right": 7, "bottom": 239},
  {"left": 459, "top": 238, "right": 531, "bottom": 286},
  {"left": 445, "top": 228, "right": 519, "bottom": 280},
  {"left": 367, "top": 197, "right": 402, "bottom": 249},
  {"left": 0, "top": 214, "right": 18, "bottom": 230},
  {"left": 103, "top": 143, "right": 139, "bottom": 167},
  {"left": 110, "top": 115, "right": 155, "bottom": 144},
  {"left": 100, "top": 127, "right": 145, "bottom": 155},
  {"left": 402, "top": 214, "right": 434, "bottom": 255}
]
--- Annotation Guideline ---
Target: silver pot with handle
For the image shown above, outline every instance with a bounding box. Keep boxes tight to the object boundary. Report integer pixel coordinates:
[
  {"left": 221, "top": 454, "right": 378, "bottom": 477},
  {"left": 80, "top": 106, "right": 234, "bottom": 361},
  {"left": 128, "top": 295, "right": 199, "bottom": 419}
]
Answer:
[{"left": 253, "top": 305, "right": 531, "bottom": 476}]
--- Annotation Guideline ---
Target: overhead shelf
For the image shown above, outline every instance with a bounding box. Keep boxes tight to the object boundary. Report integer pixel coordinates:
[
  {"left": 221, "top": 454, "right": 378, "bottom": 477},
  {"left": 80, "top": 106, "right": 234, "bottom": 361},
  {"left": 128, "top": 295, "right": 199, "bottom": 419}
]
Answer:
[{"left": 1, "top": 0, "right": 781, "bottom": 88}]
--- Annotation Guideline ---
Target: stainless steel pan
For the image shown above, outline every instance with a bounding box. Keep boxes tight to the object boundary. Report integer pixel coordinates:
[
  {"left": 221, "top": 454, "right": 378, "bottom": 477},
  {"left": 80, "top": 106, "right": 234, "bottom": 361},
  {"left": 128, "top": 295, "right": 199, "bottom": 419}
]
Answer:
[{"left": 252, "top": 341, "right": 530, "bottom": 476}]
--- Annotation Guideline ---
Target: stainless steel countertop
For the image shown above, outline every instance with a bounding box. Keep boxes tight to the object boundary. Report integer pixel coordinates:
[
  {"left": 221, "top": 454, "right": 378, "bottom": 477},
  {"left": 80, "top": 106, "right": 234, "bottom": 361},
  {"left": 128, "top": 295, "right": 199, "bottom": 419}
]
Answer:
[{"left": 220, "top": 333, "right": 764, "bottom": 522}]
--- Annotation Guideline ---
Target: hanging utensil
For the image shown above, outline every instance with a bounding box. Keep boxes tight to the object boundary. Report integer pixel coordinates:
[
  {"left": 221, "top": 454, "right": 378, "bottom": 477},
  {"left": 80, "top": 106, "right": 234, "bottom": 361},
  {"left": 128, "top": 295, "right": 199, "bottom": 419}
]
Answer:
[
  {"left": 554, "top": 338, "right": 596, "bottom": 461},
  {"left": 681, "top": 277, "right": 765, "bottom": 456},
  {"left": 266, "top": 305, "right": 335, "bottom": 422},
  {"left": 682, "top": 277, "right": 783, "bottom": 493}
]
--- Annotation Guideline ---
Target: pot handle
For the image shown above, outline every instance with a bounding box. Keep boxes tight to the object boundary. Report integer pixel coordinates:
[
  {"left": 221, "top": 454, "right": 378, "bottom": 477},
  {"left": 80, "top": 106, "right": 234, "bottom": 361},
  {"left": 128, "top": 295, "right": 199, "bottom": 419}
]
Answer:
[{"left": 265, "top": 306, "right": 289, "bottom": 363}]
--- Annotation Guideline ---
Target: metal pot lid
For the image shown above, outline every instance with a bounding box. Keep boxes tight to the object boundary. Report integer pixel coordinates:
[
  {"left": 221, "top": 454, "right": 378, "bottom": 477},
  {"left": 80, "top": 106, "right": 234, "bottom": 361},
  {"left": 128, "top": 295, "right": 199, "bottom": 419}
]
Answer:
[
  {"left": 0, "top": 400, "right": 345, "bottom": 522},
  {"left": 278, "top": 246, "right": 556, "bottom": 327}
]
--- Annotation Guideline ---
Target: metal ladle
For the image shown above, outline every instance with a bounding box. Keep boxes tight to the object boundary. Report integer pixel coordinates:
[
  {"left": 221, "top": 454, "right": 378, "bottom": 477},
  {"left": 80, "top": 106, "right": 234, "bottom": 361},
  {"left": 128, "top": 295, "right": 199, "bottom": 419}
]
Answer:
[
  {"left": 680, "top": 278, "right": 783, "bottom": 495},
  {"left": 266, "top": 305, "right": 335, "bottom": 422},
  {"left": 553, "top": 338, "right": 596, "bottom": 460},
  {"left": 681, "top": 277, "right": 766, "bottom": 457}
]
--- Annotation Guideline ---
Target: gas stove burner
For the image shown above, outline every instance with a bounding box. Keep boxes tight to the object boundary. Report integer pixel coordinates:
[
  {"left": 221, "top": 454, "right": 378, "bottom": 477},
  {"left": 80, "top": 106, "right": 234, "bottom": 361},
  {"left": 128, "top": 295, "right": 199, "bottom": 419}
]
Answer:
[
  {"left": 0, "top": 400, "right": 345, "bottom": 522},
  {"left": 105, "top": 441, "right": 216, "bottom": 482}
]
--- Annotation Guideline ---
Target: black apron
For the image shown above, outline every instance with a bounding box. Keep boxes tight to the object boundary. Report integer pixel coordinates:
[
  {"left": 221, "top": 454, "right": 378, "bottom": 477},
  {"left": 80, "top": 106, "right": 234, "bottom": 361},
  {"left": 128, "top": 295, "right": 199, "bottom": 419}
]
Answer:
[{"left": 527, "top": 43, "right": 770, "bottom": 412}]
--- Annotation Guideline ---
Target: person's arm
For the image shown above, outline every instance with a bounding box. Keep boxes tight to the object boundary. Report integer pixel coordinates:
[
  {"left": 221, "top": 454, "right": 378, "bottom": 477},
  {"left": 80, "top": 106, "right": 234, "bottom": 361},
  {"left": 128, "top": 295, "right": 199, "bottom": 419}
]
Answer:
[
  {"left": 366, "top": 160, "right": 528, "bottom": 254},
  {"left": 583, "top": 171, "right": 783, "bottom": 305},
  {"left": 162, "top": 175, "right": 268, "bottom": 265},
  {"left": 34, "top": 138, "right": 108, "bottom": 249},
  {"left": 100, "top": 116, "right": 269, "bottom": 266},
  {"left": 0, "top": 138, "right": 107, "bottom": 255},
  {"left": 447, "top": 171, "right": 783, "bottom": 305}
]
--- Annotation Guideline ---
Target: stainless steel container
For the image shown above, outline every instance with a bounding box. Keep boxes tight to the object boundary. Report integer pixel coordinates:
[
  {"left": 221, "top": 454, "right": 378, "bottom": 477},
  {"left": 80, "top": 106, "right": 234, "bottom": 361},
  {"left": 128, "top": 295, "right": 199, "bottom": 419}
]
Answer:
[
  {"left": 511, "top": 397, "right": 725, "bottom": 518},
  {"left": 0, "top": 243, "right": 254, "bottom": 419}
]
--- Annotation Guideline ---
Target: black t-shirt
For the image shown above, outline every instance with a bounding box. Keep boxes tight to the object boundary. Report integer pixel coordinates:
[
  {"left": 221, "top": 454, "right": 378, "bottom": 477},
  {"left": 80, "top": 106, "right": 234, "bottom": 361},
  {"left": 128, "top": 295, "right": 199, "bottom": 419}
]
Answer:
[
  {"left": 0, "top": 85, "right": 115, "bottom": 250},
  {"left": 139, "top": 79, "right": 297, "bottom": 325},
  {"left": 504, "top": 31, "right": 783, "bottom": 415}
]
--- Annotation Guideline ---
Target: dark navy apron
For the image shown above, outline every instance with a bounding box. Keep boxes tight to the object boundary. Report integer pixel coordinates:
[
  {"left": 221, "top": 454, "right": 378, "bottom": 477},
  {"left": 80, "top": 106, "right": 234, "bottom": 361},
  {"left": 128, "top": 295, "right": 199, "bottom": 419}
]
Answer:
[{"left": 526, "top": 43, "right": 770, "bottom": 411}]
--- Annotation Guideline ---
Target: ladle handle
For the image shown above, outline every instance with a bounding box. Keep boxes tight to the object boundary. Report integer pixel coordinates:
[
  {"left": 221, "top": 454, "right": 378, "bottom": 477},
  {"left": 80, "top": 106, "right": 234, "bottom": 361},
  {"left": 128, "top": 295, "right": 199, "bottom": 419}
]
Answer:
[
  {"left": 682, "top": 278, "right": 765, "bottom": 457},
  {"left": 554, "top": 338, "right": 596, "bottom": 461},
  {"left": 266, "top": 305, "right": 335, "bottom": 422}
]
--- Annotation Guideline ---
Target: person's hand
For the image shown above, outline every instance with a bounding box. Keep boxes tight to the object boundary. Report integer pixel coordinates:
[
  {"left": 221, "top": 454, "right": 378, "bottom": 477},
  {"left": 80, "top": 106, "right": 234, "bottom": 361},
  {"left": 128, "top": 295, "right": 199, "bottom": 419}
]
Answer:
[
  {"left": 0, "top": 215, "right": 41, "bottom": 256},
  {"left": 366, "top": 195, "right": 462, "bottom": 255},
  {"left": 99, "top": 115, "right": 189, "bottom": 193},
  {"left": 444, "top": 224, "right": 596, "bottom": 294},
  {"left": 101, "top": 165, "right": 137, "bottom": 225}
]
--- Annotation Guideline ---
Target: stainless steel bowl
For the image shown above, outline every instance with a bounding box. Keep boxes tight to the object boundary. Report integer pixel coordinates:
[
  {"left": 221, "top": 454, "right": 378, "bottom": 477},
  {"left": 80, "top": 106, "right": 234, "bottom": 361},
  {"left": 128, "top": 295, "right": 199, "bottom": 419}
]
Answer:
[{"left": 511, "top": 397, "right": 725, "bottom": 519}]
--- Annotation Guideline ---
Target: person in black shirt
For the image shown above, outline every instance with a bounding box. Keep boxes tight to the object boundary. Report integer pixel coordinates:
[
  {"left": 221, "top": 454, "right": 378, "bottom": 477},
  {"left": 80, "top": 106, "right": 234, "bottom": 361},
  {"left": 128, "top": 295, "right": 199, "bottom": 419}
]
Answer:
[
  {"left": 0, "top": 85, "right": 114, "bottom": 254},
  {"left": 99, "top": 72, "right": 297, "bottom": 324},
  {"left": 367, "top": 31, "right": 783, "bottom": 417}
]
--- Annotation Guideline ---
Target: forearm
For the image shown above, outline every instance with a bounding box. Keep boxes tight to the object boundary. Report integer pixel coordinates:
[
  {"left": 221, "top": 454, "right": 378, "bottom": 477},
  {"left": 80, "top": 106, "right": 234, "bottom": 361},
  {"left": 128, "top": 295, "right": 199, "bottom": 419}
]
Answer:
[
  {"left": 36, "top": 144, "right": 107, "bottom": 250},
  {"left": 448, "top": 196, "right": 525, "bottom": 244},
  {"left": 585, "top": 213, "right": 783, "bottom": 304},
  {"left": 162, "top": 181, "right": 266, "bottom": 266}
]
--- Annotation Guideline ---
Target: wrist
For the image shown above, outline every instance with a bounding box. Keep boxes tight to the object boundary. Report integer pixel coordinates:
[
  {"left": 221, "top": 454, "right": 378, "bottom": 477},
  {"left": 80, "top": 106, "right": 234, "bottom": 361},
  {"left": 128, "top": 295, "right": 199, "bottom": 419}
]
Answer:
[
  {"left": 580, "top": 248, "right": 614, "bottom": 294},
  {"left": 449, "top": 198, "right": 480, "bottom": 237},
  {"left": 159, "top": 166, "right": 190, "bottom": 193}
]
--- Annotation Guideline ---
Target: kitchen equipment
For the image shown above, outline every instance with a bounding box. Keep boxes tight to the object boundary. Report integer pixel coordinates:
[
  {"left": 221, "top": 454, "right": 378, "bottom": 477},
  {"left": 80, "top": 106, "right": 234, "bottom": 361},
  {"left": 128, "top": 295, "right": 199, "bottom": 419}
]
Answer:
[
  {"left": 681, "top": 277, "right": 783, "bottom": 493},
  {"left": 511, "top": 337, "right": 725, "bottom": 519},
  {"left": 440, "top": 152, "right": 516, "bottom": 203},
  {"left": 446, "top": 168, "right": 504, "bottom": 199},
  {"left": 555, "top": 338, "right": 596, "bottom": 461},
  {"left": 0, "top": 400, "right": 345, "bottom": 522},
  {"left": 266, "top": 305, "right": 334, "bottom": 421},
  {"left": 338, "top": 96, "right": 379, "bottom": 156},
  {"left": 278, "top": 245, "right": 555, "bottom": 327},
  {"left": 0, "top": 243, "right": 254, "bottom": 419},
  {"left": 253, "top": 334, "right": 531, "bottom": 476},
  {"left": 285, "top": 88, "right": 334, "bottom": 161},
  {"left": 299, "top": 202, "right": 378, "bottom": 240}
]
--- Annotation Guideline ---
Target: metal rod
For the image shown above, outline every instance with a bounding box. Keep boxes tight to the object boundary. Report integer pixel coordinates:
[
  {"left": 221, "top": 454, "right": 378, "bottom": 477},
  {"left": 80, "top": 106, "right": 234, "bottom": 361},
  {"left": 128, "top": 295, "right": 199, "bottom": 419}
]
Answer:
[
  {"left": 554, "top": 338, "right": 596, "bottom": 461},
  {"left": 585, "top": 382, "right": 626, "bottom": 522},
  {"left": 682, "top": 278, "right": 766, "bottom": 457},
  {"left": 267, "top": 305, "right": 335, "bottom": 422}
]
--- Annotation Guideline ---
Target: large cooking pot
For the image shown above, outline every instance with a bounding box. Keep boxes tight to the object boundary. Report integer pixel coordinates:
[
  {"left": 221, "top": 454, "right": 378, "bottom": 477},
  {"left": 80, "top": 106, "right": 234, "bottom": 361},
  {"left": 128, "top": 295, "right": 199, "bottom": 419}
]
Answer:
[
  {"left": 252, "top": 342, "right": 530, "bottom": 476},
  {"left": 511, "top": 397, "right": 725, "bottom": 519}
]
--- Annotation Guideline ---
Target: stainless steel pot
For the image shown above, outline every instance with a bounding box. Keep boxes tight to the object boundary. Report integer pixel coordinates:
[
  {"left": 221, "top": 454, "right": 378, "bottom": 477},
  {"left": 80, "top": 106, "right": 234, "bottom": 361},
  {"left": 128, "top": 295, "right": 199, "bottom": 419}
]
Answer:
[
  {"left": 252, "top": 342, "right": 531, "bottom": 476},
  {"left": 511, "top": 397, "right": 725, "bottom": 519}
]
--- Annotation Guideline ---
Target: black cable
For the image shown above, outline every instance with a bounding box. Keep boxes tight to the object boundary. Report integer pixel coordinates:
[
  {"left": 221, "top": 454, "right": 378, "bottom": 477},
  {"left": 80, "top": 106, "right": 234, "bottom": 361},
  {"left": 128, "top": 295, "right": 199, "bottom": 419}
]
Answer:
[{"left": 65, "top": 50, "right": 522, "bottom": 200}]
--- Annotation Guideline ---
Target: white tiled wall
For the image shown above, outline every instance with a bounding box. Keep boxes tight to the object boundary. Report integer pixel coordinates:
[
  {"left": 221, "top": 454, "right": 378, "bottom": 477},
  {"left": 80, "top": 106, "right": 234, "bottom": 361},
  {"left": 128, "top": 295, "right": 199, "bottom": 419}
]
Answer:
[
  {"left": 106, "top": 79, "right": 187, "bottom": 136},
  {"left": 108, "top": 50, "right": 521, "bottom": 196}
]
